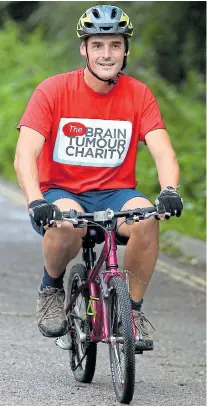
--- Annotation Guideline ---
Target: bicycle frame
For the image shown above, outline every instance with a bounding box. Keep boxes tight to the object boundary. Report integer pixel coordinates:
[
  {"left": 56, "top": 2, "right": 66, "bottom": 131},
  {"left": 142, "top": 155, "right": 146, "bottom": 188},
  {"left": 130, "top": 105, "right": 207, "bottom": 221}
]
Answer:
[
  {"left": 55, "top": 206, "right": 158, "bottom": 403},
  {"left": 65, "top": 227, "right": 133, "bottom": 344}
]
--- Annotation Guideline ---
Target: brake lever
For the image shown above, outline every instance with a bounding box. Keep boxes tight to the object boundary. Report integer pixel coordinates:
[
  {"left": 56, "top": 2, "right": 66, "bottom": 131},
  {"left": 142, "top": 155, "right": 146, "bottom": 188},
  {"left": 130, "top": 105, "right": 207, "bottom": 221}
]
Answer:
[
  {"left": 73, "top": 221, "right": 88, "bottom": 228},
  {"left": 125, "top": 217, "right": 135, "bottom": 225},
  {"left": 61, "top": 217, "right": 88, "bottom": 228},
  {"left": 48, "top": 220, "right": 57, "bottom": 227},
  {"left": 144, "top": 211, "right": 157, "bottom": 219},
  {"left": 131, "top": 211, "right": 157, "bottom": 222}
]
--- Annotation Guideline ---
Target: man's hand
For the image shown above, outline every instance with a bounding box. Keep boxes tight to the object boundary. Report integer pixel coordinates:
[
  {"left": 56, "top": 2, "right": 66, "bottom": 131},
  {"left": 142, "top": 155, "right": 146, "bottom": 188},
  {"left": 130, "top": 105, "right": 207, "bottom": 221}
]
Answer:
[
  {"left": 28, "top": 199, "right": 62, "bottom": 227},
  {"left": 155, "top": 186, "right": 183, "bottom": 220}
]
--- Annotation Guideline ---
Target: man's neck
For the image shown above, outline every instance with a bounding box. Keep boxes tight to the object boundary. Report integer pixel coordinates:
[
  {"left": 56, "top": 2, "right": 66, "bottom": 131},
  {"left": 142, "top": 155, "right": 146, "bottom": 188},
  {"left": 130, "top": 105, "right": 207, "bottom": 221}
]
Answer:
[{"left": 83, "top": 67, "right": 115, "bottom": 94}]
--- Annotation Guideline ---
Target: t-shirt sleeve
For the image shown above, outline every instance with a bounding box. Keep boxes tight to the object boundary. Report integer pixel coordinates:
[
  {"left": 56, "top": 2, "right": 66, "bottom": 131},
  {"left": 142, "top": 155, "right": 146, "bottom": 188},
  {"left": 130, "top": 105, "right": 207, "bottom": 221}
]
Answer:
[
  {"left": 16, "top": 81, "right": 54, "bottom": 140},
  {"left": 139, "top": 85, "right": 166, "bottom": 142}
]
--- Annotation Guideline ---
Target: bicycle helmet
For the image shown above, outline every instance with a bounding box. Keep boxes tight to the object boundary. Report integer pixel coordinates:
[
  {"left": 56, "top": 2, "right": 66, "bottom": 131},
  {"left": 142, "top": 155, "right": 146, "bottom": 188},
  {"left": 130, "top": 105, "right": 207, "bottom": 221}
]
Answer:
[
  {"left": 77, "top": 5, "right": 133, "bottom": 39},
  {"left": 77, "top": 5, "right": 133, "bottom": 85}
]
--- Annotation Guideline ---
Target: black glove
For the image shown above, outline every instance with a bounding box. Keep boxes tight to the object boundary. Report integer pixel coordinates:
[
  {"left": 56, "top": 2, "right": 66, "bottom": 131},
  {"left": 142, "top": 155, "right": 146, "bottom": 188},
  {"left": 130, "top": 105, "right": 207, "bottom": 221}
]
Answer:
[
  {"left": 28, "top": 199, "right": 62, "bottom": 227},
  {"left": 155, "top": 186, "right": 183, "bottom": 219}
]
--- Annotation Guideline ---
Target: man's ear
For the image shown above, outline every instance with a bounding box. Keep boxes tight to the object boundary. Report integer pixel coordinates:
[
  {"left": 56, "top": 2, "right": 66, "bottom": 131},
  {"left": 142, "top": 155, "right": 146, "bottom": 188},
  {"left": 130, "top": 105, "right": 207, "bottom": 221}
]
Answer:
[
  {"left": 80, "top": 42, "right": 87, "bottom": 57},
  {"left": 125, "top": 49, "right": 130, "bottom": 56}
]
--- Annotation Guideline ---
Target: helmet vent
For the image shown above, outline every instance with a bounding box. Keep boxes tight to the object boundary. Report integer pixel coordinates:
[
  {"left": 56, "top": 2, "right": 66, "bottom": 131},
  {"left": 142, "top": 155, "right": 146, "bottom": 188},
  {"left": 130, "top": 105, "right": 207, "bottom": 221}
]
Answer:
[
  {"left": 92, "top": 8, "right": 101, "bottom": 19},
  {"left": 84, "top": 22, "right": 94, "bottom": 28},
  {"left": 111, "top": 8, "right": 117, "bottom": 19},
  {"left": 118, "top": 21, "right": 127, "bottom": 28},
  {"left": 100, "top": 26, "right": 113, "bottom": 31}
]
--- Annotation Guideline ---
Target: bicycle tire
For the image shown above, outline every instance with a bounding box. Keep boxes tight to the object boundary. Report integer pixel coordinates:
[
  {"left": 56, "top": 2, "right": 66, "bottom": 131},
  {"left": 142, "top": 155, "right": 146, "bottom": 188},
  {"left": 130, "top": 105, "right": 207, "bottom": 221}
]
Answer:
[
  {"left": 66, "top": 263, "right": 97, "bottom": 383},
  {"left": 108, "top": 275, "right": 135, "bottom": 404}
]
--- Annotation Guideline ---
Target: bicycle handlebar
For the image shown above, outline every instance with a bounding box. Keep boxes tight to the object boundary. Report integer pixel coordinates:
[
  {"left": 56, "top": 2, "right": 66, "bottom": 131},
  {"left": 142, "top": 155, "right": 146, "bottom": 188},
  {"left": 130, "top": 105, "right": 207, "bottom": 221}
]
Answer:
[{"left": 60, "top": 206, "right": 158, "bottom": 224}]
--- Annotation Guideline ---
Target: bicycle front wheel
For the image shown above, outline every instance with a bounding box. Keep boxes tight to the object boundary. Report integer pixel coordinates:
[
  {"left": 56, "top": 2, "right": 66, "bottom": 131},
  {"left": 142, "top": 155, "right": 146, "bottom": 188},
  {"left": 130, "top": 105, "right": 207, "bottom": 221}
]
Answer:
[{"left": 108, "top": 275, "right": 135, "bottom": 404}]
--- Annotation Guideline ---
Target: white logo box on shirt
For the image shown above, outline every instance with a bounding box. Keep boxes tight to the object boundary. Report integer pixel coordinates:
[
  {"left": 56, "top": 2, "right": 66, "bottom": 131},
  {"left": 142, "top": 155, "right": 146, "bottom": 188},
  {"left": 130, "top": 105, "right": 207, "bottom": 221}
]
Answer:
[{"left": 53, "top": 118, "right": 132, "bottom": 167}]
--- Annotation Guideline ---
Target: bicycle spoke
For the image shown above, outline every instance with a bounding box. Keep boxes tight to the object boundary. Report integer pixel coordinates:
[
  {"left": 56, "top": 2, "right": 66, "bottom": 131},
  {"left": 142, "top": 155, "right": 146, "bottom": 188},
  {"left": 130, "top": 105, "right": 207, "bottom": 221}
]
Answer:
[
  {"left": 113, "top": 345, "right": 124, "bottom": 387},
  {"left": 108, "top": 276, "right": 135, "bottom": 403},
  {"left": 110, "top": 297, "right": 124, "bottom": 383}
]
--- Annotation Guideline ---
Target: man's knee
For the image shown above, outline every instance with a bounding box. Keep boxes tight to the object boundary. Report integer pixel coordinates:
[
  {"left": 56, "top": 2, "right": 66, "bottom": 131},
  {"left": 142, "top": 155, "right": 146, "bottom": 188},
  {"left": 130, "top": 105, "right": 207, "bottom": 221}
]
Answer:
[
  {"left": 131, "top": 217, "right": 159, "bottom": 243},
  {"left": 43, "top": 221, "right": 86, "bottom": 248},
  {"left": 133, "top": 216, "right": 158, "bottom": 232},
  {"left": 118, "top": 207, "right": 159, "bottom": 242}
]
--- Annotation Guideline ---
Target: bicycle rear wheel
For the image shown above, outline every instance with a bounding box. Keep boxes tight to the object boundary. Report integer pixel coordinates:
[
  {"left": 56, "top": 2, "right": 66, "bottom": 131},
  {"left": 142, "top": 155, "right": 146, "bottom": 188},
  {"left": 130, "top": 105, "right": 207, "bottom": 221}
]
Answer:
[
  {"left": 66, "top": 263, "right": 97, "bottom": 383},
  {"left": 108, "top": 275, "right": 135, "bottom": 404}
]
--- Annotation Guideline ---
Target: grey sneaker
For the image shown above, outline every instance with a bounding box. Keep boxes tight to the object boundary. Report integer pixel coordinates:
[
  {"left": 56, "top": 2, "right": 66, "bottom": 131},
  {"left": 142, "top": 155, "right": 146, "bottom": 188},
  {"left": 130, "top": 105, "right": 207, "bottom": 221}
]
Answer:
[
  {"left": 36, "top": 287, "right": 68, "bottom": 338},
  {"left": 133, "top": 310, "right": 155, "bottom": 352}
]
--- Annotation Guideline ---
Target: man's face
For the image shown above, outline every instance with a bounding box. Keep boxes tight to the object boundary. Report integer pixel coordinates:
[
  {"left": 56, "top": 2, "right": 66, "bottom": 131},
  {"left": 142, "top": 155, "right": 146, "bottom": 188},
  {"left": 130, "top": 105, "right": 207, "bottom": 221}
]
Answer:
[{"left": 81, "top": 35, "right": 126, "bottom": 80}]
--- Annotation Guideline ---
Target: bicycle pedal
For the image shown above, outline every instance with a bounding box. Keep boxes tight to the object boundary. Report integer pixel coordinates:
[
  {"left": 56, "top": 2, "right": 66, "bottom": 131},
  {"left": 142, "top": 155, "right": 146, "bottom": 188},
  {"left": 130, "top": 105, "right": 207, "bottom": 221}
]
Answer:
[
  {"left": 135, "top": 339, "right": 154, "bottom": 352},
  {"left": 54, "top": 337, "right": 72, "bottom": 350}
]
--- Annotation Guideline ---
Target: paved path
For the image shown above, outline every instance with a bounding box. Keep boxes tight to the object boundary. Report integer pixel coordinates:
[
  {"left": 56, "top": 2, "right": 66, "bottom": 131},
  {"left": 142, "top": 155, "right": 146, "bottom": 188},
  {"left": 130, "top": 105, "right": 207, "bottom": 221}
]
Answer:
[{"left": 0, "top": 193, "right": 205, "bottom": 406}]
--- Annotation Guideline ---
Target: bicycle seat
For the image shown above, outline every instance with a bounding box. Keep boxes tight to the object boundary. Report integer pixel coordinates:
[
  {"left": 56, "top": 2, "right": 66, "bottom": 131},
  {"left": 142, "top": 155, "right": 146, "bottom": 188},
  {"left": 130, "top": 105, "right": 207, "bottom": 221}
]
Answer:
[
  {"left": 82, "top": 227, "right": 129, "bottom": 246},
  {"left": 83, "top": 227, "right": 105, "bottom": 244}
]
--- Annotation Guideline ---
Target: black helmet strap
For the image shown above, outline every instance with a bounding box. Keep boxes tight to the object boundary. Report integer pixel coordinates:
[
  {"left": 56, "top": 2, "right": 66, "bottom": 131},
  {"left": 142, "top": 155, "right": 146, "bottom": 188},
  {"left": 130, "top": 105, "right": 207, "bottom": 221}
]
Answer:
[
  {"left": 122, "top": 37, "right": 129, "bottom": 70},
  {"left": 85, "top": 46, "right": 120, "bottom": 85}
]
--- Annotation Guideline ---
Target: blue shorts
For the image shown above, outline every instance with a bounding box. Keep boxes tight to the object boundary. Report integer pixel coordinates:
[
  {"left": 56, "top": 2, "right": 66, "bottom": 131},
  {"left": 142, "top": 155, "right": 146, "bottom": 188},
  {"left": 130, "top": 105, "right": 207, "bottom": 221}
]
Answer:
[{"left": 30, "top": 188, "right": 150, "bottom": 236}]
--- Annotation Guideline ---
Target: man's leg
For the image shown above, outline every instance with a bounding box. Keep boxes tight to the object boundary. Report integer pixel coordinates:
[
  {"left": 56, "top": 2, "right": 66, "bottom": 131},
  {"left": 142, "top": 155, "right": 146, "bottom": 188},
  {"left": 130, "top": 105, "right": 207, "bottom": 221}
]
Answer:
[
  {"left": 36, "top": 198, "right": 86, "bottom": 338},
  {"left": 117, "top": 197, "right": 159, "bottom": 301},
  {"left": 42, "top": 198, "right": 86, "bottom": 278},
  {"left": 117, "top": 197, "right": 159, "bottom": 348}
]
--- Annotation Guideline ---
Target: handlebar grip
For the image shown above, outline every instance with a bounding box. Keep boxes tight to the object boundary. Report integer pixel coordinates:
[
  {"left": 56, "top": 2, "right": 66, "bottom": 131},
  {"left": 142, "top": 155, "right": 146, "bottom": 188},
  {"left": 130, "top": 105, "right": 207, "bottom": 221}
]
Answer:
[{"left": 62, "top": 209, "right": 78, "bottom": 218}]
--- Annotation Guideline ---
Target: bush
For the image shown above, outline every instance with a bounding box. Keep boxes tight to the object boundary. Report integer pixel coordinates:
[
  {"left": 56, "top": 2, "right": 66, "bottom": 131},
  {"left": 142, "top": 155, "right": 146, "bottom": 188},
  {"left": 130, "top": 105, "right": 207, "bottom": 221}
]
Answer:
[
  {"left": 0, "top": 21, "right": 69, "bottom": 179},
  {"left": 128, "top": 57, "right": 205, "bottom": 239}
]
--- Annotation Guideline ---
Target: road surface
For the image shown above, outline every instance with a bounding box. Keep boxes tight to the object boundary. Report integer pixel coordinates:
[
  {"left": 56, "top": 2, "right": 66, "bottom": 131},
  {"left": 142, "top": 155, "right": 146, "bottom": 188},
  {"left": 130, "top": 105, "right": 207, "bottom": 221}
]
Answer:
[{"left": 0, "top": 192, "right": 205, "bottom": 406}]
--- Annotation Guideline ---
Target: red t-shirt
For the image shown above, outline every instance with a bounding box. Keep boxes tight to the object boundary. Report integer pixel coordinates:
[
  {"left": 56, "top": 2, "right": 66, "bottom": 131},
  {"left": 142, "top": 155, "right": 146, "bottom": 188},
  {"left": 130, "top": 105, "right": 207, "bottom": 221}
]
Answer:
[{"left": 17, "top": 67, "right": 166, "bottom": 194}]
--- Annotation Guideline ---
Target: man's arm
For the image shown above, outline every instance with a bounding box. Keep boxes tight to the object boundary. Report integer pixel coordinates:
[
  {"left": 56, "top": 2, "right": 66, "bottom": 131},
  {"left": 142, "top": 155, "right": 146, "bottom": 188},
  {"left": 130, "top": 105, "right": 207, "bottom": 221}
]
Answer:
[
  {"left": 14, "top": 126, "right": 45, "bottom": 204},
  {"left": 145, "top": 128, "right": 180, "bottom": 190}
]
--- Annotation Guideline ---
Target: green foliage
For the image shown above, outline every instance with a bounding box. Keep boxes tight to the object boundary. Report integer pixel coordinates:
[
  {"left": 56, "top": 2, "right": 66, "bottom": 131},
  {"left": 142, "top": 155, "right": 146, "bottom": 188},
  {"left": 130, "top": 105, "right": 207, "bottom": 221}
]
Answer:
[
  {"left": 0, "top": 22, "right": 205, "bottom": 240},
  {"left": 0, "top": 21, "right": 69, "bottom": 179},
  {"left": 25, "top": 1, "right": 205, "bottom": 85},
  {"left": 127, "top": 64, "right": 205, "bottom": 240}
]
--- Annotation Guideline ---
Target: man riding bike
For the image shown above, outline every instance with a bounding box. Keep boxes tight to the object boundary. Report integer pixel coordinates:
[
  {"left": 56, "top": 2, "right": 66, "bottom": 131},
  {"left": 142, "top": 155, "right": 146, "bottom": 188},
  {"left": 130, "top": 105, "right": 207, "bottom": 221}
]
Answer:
[{"left": 14, "top": 5, "right": 183, "bottom": 352}]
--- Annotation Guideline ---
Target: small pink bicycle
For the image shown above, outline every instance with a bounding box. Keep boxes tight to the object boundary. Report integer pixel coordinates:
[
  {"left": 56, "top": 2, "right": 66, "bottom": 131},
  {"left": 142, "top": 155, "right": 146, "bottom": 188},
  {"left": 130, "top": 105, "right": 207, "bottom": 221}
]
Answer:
[{"left": 55, "top": 206, "right": 157, "bottom": 404}]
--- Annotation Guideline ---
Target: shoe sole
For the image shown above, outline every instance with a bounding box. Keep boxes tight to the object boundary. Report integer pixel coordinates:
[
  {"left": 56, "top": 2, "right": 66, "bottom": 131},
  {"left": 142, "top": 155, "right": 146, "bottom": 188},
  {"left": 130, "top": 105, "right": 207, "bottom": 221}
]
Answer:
[{"left": 38, "top": 322, "right": 68, "bottom": 338}]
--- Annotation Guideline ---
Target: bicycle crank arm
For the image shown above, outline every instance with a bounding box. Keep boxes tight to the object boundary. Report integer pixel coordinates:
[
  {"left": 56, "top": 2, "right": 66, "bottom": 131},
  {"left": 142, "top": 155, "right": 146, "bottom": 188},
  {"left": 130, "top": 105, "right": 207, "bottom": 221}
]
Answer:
[
  {"left": 68, "top": 313, "right": 87, "bottom": 342},
  {"left": 102, "top": 336, "right": 124, "bottom": 344},
  {"left": 69, "top": 312, "right": 83, "bottom": 321},
  {"left": 103, "top": 336, "right": 141, "bottom": 344},
  {"left": 73, "top": 318, "right": 87, "bottom": 343}
]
